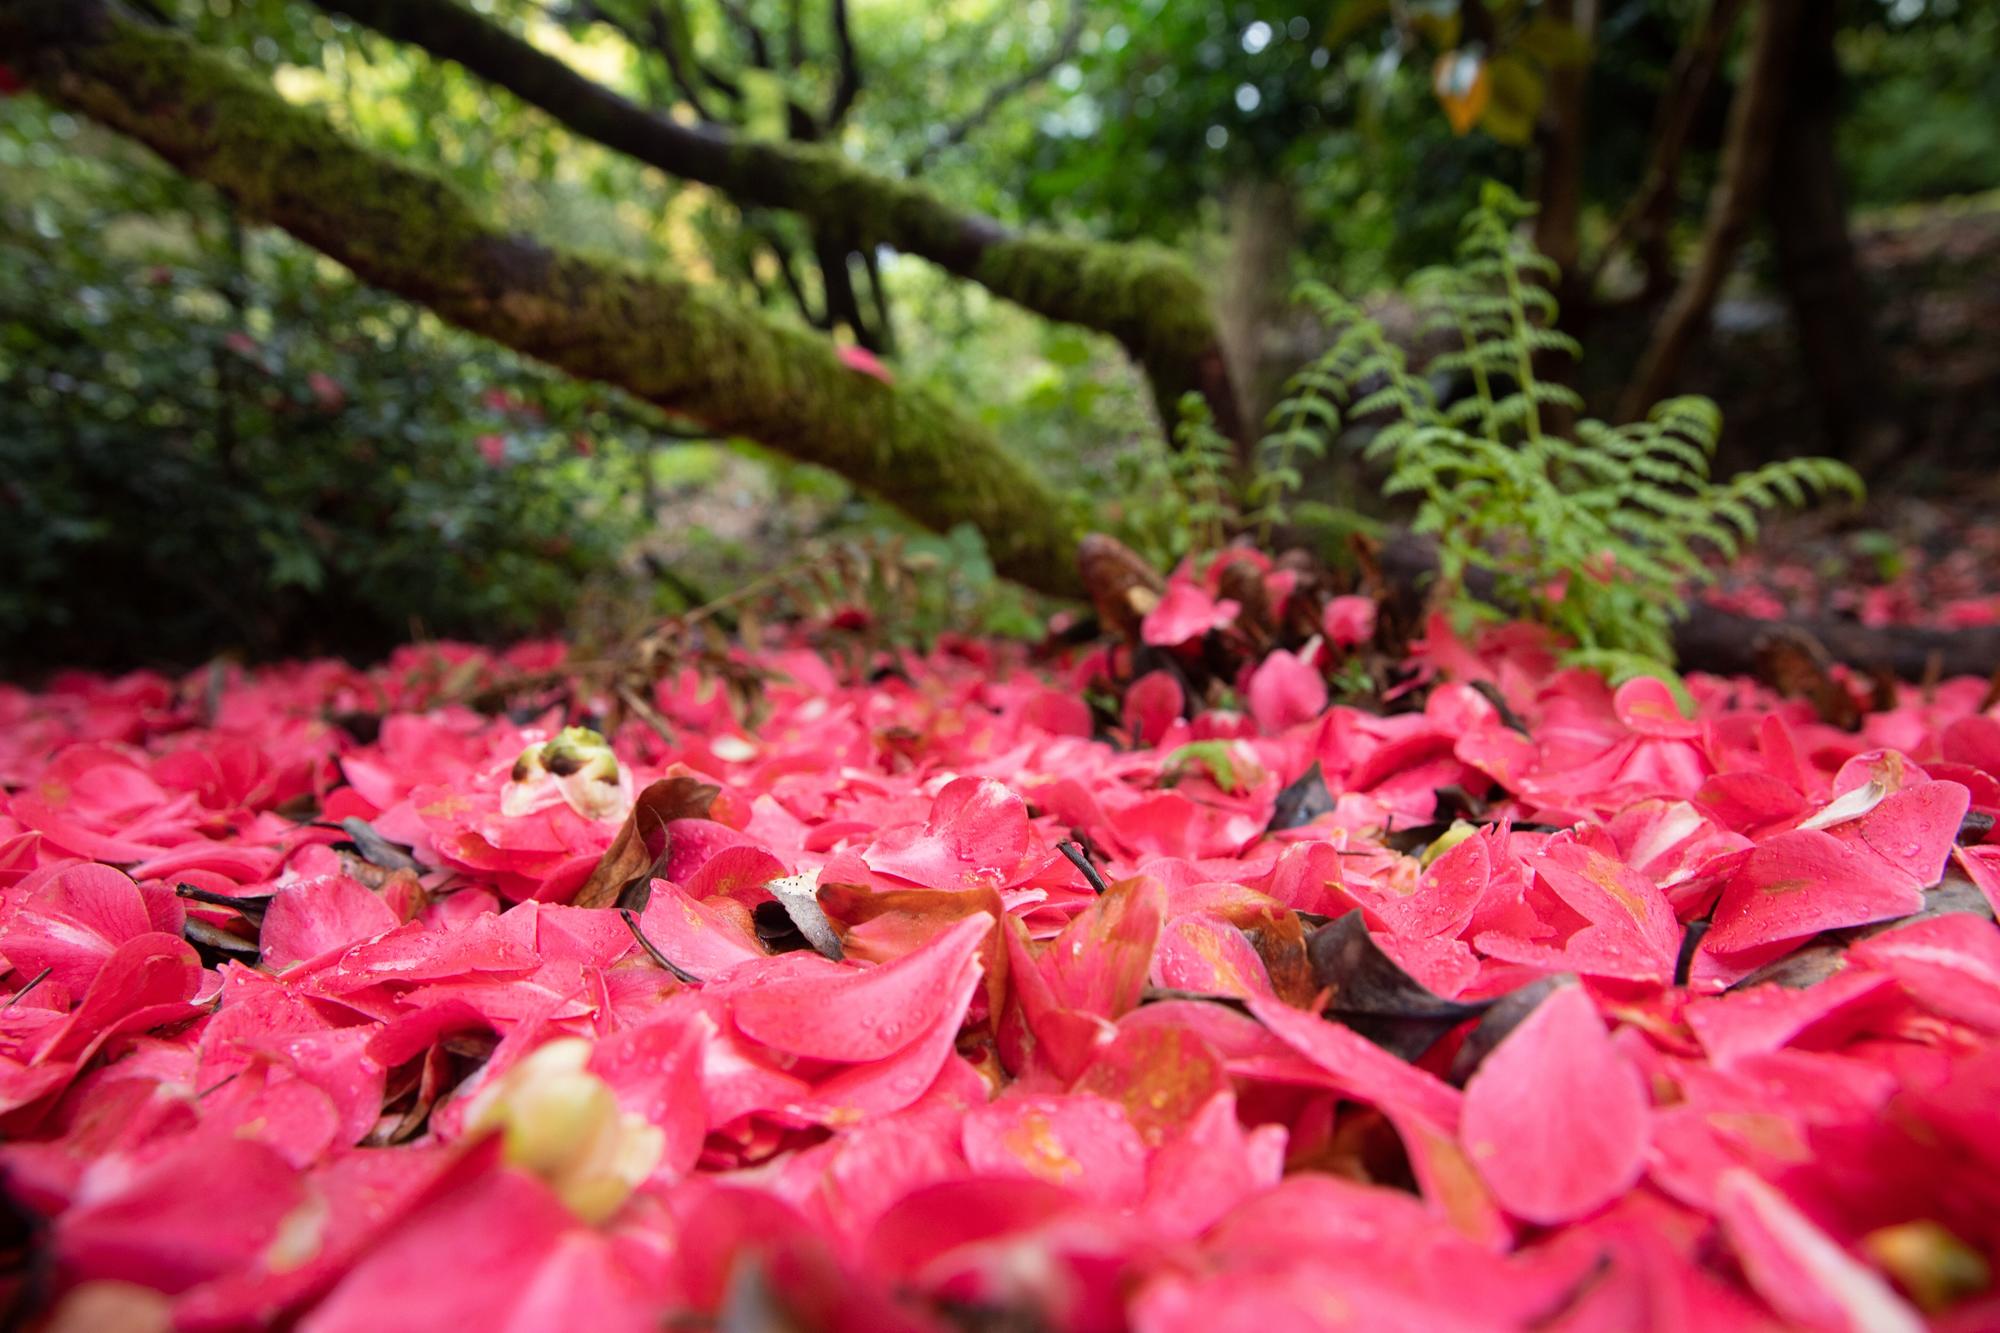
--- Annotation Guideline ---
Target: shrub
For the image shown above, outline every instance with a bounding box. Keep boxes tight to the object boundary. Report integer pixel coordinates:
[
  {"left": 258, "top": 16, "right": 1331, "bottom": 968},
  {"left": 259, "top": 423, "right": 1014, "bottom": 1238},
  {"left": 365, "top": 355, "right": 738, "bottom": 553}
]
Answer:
[{"left": 0, "top": 102, "right": 657, "bottom": 673}]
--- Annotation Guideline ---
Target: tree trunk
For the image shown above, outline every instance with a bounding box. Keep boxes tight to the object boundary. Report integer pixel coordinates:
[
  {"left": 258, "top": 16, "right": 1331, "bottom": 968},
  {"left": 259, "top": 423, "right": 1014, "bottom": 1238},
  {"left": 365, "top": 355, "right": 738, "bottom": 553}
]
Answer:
[
  {"left": 1586, "top": 0, "right": 1746, "bottom": 303},
  {"left": 304, "top": 0, "right": 1244, "bottom": 449},
  {"left": 1531, "top": 0, "right": 1593, "bottom": 434},
  {"left": 1532, "top": 0, "right": 1590, "bottom": 302},
  {"left": 3, "top": 0, "right": 1083, "bottom": 595},
  {"left": 1619, "top": 0, "right": 1804, "bottom": 421},
  {"left": 1216, "top": 176, "right": 1299, "bottom": 439},
  {"left": 1765, "top": 1, "right": 1905, "bottom": 473}
]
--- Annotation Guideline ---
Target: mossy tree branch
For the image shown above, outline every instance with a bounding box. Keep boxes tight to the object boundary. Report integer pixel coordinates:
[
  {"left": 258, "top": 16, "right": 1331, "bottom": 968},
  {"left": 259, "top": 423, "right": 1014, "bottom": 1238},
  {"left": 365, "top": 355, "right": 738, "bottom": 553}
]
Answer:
[
  {"left": 307, "top": 0, "right": 1244, "bottom": 445},
  {"left": 1, "top": 0, "right": 1084, "bottom": 595}
]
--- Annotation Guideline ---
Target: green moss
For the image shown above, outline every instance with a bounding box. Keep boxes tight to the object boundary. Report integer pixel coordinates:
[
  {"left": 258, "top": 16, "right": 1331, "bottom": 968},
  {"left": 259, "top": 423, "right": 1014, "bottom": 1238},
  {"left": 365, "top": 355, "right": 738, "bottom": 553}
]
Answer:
[
  {"left": 25, "top": 3, "right": 1085, "bottom": 596},
  {"left": 977, "top": 235, "right": 1219, "bottom": 364}
]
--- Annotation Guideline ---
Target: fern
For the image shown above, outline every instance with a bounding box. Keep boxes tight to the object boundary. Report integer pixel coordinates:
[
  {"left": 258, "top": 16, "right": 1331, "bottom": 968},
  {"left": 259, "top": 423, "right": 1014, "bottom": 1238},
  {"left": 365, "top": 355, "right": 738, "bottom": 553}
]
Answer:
[
  {"left": 1170, "top": 395, "right": 1240, "bottom": 556},
  {"left": 1282, "top": 181, "right": 1863, "bottom": 680}
]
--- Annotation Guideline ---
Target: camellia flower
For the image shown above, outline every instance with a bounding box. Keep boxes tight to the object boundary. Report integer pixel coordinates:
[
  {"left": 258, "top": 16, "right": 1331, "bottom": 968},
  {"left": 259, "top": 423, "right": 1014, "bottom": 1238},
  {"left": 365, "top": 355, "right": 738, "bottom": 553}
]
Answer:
[
  {"left": 462, "top": 1037, "right": 666, "bottom": 1225},
  {"left": 502, "top": 727, "right": 631, "bottom": 822}
]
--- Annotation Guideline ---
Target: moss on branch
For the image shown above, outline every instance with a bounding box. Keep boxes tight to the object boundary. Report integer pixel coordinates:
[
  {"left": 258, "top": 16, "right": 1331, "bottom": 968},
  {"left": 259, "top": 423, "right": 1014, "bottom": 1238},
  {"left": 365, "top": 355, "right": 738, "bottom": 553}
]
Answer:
[
  {"left": 8, "top": 0, "right": 1084, "bottom": 595},
  {"left": 306, "top": 0, "right": 1241, "bottom": 442}
]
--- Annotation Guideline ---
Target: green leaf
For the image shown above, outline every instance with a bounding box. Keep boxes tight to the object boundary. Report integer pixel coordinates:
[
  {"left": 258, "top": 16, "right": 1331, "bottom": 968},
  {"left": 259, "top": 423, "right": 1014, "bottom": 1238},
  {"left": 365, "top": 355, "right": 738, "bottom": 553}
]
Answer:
[{"left": 1163, "top": 740, "right": 1246, "bottom": 794}]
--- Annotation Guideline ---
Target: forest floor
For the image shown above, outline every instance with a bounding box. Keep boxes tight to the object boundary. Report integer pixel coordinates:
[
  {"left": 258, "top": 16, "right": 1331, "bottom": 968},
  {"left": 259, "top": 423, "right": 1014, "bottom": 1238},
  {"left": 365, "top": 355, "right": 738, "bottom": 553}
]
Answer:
[{"left": 3, "top": 598, "right": 1996, "bottom": 1329}]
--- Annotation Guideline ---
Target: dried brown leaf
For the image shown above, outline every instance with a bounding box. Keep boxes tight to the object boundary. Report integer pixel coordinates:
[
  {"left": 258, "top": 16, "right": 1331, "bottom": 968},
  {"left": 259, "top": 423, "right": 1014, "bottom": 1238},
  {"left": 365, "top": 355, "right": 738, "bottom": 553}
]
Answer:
[{"left": 571, "top": 775, "right": 719, "bottom": 910}]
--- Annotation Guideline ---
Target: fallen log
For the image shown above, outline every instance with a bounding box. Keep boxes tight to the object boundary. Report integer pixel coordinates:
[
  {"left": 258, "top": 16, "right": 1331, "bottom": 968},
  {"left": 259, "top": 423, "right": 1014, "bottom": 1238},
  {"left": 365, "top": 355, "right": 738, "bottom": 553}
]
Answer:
[{"left": 1375, "top": 533, "right": 2000, "bottom": 682}]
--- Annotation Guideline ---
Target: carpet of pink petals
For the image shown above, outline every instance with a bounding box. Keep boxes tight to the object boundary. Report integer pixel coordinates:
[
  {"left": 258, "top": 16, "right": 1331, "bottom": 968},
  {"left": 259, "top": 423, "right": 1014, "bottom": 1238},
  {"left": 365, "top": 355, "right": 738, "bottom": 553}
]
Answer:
[
  {"left": 4, "top": 620, "right": 2000, "bottom": 1331},
  {"left": 1705, "top": 535, "right": 2000, "bottom": 629}
]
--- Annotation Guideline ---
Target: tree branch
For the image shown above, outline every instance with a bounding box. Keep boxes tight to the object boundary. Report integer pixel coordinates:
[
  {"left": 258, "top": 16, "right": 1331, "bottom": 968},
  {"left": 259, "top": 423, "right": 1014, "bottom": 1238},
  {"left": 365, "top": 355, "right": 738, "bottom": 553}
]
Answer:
[
  {"left": 301, "top": 0, "right": 1242, "bottom": 446},
  {"left": 715, "top": 0, "right": 771, "bottom": 70},
  {"left": 783, "top": 0, "right": 803, "bottom": 70},
  {"left": 645, "top": 2, "right": 726, "bottom": 121},
  {"left": 1617, "top": 0, "right": 1803, "bottom": 421},
  {"left": 4, "top": 0, "right": 1084, "bottom": 595},
  {"left": 824, "top": 0, "right": 860, "bottom": 129},
  {"left": 907, "top": 1, "right": 1084, "bottom": 175},
  {"left": 1585, "top": 0, "right": 1746, "bottom": 298}
]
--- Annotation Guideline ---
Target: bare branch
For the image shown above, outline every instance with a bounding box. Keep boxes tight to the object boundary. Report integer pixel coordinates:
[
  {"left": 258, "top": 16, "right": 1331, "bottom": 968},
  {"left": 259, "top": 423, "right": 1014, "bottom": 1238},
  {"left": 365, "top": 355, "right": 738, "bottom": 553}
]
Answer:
[
  {"left": 783, "top": 0, "right": 803, "bottom": 69},
  {"left": 646, "top": 2, "right": 724, "bottom": 120},
  {"left": 858, "top": 241, "right": 894, "bottom": 355},
  {"left": 824, "top": 0, "right": 860, "bottom": 129},
  {"left": 297, "top": 0, "right": 1242, "bottom": 444},
  {"left": 1619, "top": 0, "right": 1804, "bottom": 420},
  {"left": 1586, "top": 0, "right": 1746, "bottom": 296},
  {"left": 716, "top": 0, "right": 771, "bottom": 69},
  {"left": 755, "top": 218, "right": 819, "bottom": 324},
  {"left": 660, "top": 1, "right": 745, "bottom": 106},
  {"left": 5, "top": 0, "right": 1087, "bottom": 594},
  {"left": 907, "top": 0, "right": 1083, "bottom": 175}
]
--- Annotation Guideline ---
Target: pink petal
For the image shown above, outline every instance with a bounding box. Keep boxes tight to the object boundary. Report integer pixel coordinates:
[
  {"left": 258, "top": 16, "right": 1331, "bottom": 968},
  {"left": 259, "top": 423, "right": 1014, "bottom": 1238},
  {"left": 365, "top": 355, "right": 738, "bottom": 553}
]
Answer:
[
  {"left": 635, "top": 880, "right": 766, "bottom": 977},
  {"left": 1460, "top": 984, "right": 1648, "bottom": 1225},
  {"left": 57, "top": 1139, "right": 304, "bottom": 1294},
  {"left": 1715, "top": 1170, "right": 1923, "bottom": 1333},
  {"left": 731, "top": 912, "right": 990, "bottom": 1062},
  {"left": 1850, "top": 914, "right": 2000, "bottom": 1034},
  {"left": 1245, "top": 995, "right": 1462, "bottom": 1133},
  {"left": 961, "top": 1093, "right": 1149, "bottom": 1204},
  {"left": 864, "top": 777, "right": 1031, "bottom": 890},
  {"left": 1141, "top": 582, "right": 1238, "bottom": 647},
  {"left": 1323, "top": 594, "right": 1378, "bottom": 649},
  {"left": 1042, "top": 876, "right": 1166, "bottom": 1020},
  {"left": 1848, "top": 780, "right": 1968, "bottom": 887},
  {"left": 0, "top": 862, "right": 154, "bottom": 996},
  {"left": 260, "top": 875, "right": 401, "bottom": 972},
  {"left": 1368, "top": 831, "right": 1489, "bottom": 940},
  {"left": 1683, "top": 970, "right": 1897, "bottom": 1066},
  {"left": 1151, "top": 912, "right": 1275, "bottom": 999},
  {"left": 1707, "top": 829, "right": 1925, "bottom": 955},
  {"left": 1122, "top": 670, "right": 1183, "bottom": 747},
  {"left": 1613, "top": 676, "right": 1701, "bottom": 739},
  {"left": 1245, "top": 649, "right": 1327, "bottom": 733}
]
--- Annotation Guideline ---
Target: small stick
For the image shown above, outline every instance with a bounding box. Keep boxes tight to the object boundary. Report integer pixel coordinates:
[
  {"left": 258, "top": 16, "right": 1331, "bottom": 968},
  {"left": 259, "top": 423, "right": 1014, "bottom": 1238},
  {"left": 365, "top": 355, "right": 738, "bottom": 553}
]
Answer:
[
  {"left": 619, "top": 908, "right": 703, "bottom": 984},
  {"left": 2, "top": 966, "right": 52, "bottom": 1011},
  {"left": 176, "top": 881, "right": 268, "bottom": 920},
  {"left": 1057, "top": 840, "right": 1108, "bottom": 895}
]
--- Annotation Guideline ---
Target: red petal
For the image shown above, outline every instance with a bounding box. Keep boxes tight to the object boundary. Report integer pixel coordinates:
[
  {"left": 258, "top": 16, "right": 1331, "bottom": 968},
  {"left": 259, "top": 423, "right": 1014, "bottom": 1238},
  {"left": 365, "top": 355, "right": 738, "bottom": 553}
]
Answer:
[
  {"left": 1460, "top": 984, "right": 1648, "bottom": 1225},
  {"left": 864, "top": 778, "right": 1030, "bottom": 890},
  {"left": 1715, "top": 1170, "right": 1923, "bottom": 1333},
  {"left": 731, "top": 912, "right": 990, "bottom": 1062},
  {"left": 1707, "top": 829, "right": 1924, "bottom": 955},
  {"left": 961, "top": 1093, "right": 1149, "bottom": 1204},
  {"left": 260, "top": 875, "right": 400, "bottom": 972},
  {"left": 1245, "top": 995, "right": 1462, "bottom": 1132}
]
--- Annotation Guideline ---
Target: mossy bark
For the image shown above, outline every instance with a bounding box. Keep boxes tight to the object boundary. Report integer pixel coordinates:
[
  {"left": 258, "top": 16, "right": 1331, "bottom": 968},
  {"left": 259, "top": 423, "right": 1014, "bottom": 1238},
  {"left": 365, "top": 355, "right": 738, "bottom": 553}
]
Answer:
[
  {"left": 306, "top": 0, "right": 1243, "bottom": 446},
  {"left": 4, "top": 0, "right": 1084, "bottom": 596}
]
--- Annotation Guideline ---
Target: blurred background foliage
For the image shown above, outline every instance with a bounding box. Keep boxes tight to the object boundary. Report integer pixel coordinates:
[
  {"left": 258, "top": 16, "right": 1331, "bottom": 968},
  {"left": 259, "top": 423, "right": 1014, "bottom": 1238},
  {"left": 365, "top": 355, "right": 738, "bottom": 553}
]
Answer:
[{"left": 2, "top": 0, "right": 1996, "bottom": 672}]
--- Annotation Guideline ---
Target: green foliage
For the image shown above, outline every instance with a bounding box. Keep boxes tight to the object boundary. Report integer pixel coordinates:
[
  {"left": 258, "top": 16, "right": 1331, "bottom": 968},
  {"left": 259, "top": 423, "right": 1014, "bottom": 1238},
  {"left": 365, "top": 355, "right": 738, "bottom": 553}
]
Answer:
[
  {"left": 1290, "top": 182, "right": 1865, "bottom": 672},
  {"left": 1109, "top": 380, "right": 1384, "bottom": 574},
  {"left": 1104, "top": 393, "right": 1234, "bottom": 570},
  {"left": 0, "top": 100, "right": 657, "bottom": 672},
  {"left": 1841, "top": 3, "right": 2000, "bottom": 208},
  {"left": 1162, "top": 740, "right": 1248, "bottom": 794}
]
